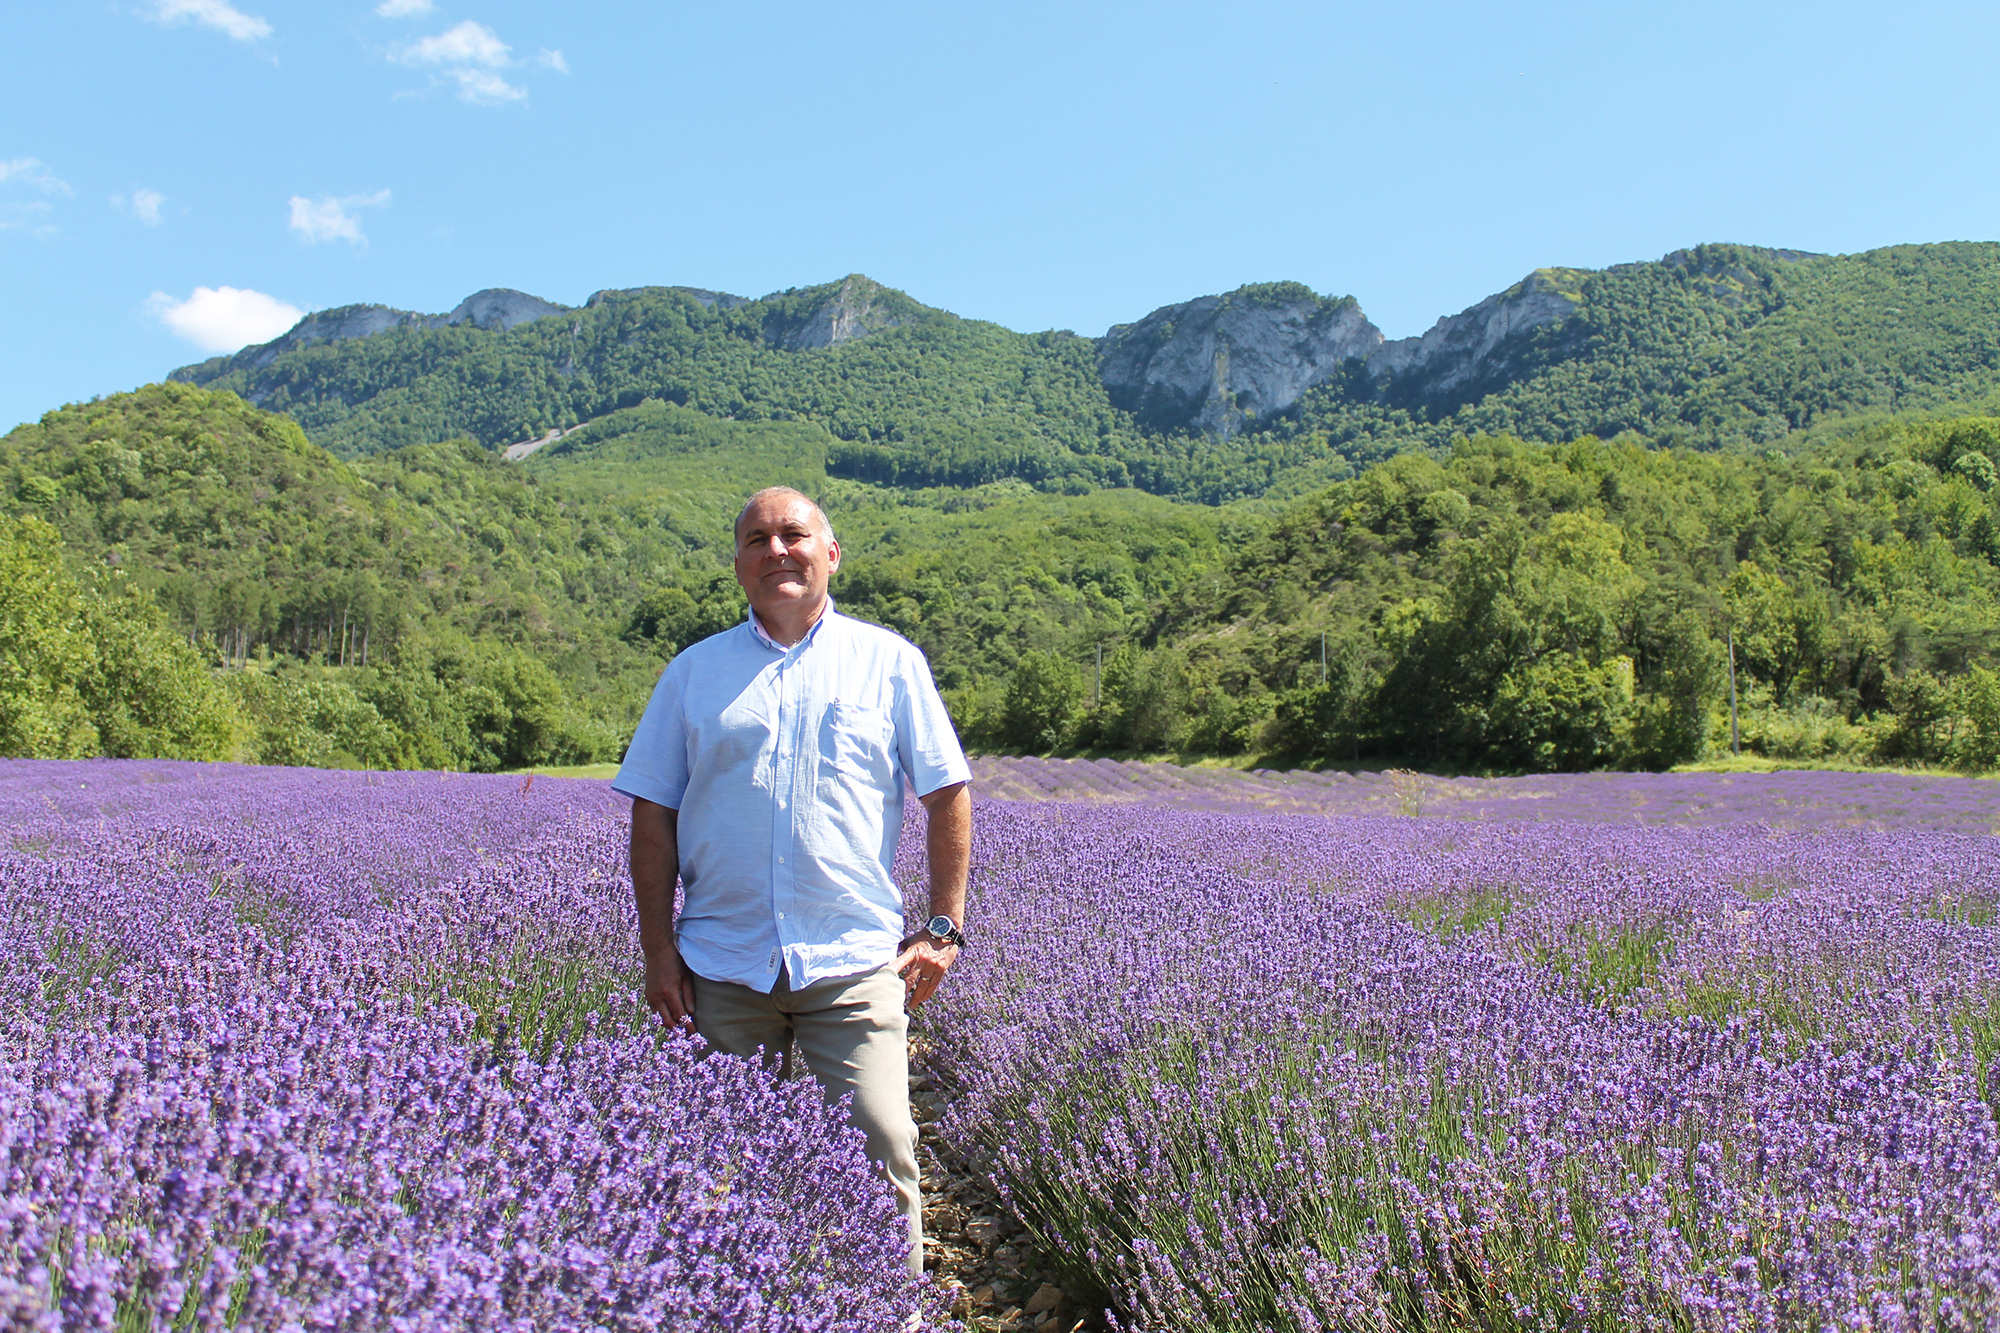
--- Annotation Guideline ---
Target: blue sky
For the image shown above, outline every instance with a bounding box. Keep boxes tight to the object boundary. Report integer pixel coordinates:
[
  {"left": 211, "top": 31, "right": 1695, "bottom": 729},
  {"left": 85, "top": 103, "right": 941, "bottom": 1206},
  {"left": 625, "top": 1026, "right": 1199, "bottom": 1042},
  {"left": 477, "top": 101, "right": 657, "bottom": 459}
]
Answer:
[{"left": 5, "top": 0, "right": 1998, "bottom": 433}]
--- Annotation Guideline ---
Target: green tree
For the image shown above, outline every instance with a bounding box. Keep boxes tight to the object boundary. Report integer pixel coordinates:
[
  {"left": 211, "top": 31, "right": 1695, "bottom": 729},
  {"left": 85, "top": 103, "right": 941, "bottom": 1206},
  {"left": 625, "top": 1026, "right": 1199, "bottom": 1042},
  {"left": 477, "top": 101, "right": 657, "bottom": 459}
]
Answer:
[
  {"left": 0, "top": 517, "right": 98, "bottom": 757},
  {"left": 1949, "top": 665, "right": 2000, "bottom": 769},
  {"left": 1485, "top": 652, "right": 1634, "bottom": 773},
  {"left": 359, "top": 634, "right": 618, "bottom": 772},
  {"left": 0, "top": 516, "right": 240, "bottom": 760},
  {"left": 1624, "top": 609, "right": 1725, "bottom": 769},
  {"left": 627, "top": 571, "right": 744, "bottom": 657},
  {"left": 1267, "top": 636, "right": 1379, "bottom": 761},
  {"left": 1000, "top": 651, "right": 1085, "bottom": 753},
  {"left": 82, "top": 583, "right": 239, "bottom": 760},
  {"left": 1724, "top": 561, "right": 1829, "bottom": 702},
  {"left": 230, "top": 670, "right": 400, "bottom": 769}
]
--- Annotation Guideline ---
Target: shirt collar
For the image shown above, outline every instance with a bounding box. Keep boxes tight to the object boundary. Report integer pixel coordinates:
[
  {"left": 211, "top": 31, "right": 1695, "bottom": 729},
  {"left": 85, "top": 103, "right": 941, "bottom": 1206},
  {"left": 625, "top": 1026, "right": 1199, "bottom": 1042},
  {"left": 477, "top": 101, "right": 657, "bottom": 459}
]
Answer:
[{"left": 748, "top": 598, "right": 836, "bottom": 654}]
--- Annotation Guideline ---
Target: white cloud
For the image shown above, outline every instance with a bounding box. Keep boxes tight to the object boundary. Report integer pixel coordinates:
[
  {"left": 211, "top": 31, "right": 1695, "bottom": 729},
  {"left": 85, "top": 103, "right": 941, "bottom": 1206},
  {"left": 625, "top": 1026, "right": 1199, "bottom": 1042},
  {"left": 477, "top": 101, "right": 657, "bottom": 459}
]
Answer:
[
  {"left": 391, "top": 19, "right": 545, "bottom": 103},
  {"left": 288, "top": 189, "right": 391, "bottom": 244},
  {"left": 148, "top": 286, "right": 304, "bottom": 353},
  {"left": 0, "top": 201, "right": 57, "bottom": 237},
  {"left": 448, "top": 68, "right": 526, "bottom": 103},
  {"left": 402, "top": 19, "right": 509, "bottom": 66},
  {"left": 113, "top": 188, "right": 167, "bottom": 225},
  {"left": 0, "top": 158, "right": 74, "bottom": 196},
  {"left": 0, "top": 158, "right": 69, "bottom": 237},
  {"left": 373, "top": 0, "right": 433, "bottom": 15},
  {"left": 147, "top": 0, "right": 272, "bottom": 42}
]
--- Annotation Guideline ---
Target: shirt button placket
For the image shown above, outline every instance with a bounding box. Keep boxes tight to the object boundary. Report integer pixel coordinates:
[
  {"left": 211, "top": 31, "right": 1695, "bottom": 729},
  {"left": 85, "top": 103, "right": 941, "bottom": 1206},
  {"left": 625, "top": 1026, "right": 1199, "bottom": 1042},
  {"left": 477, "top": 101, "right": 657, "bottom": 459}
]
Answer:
[
  {"left": 785, "top": 644, "right": 813, "bottom": 973},
  {"left": 778, "top": 664, "right": 790, "bottom": 963}
]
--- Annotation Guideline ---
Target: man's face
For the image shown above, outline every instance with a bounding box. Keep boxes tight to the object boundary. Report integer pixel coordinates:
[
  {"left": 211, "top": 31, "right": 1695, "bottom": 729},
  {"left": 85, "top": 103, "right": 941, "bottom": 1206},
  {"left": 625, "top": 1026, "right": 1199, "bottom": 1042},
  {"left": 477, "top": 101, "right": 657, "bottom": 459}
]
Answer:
[{"left": 734, "top": 494, "right": 840, "bottom": 623}]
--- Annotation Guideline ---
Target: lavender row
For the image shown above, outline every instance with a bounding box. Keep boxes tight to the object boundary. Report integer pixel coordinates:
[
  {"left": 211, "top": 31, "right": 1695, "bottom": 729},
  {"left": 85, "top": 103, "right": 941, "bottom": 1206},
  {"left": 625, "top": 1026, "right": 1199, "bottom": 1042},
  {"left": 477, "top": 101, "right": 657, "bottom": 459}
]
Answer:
[
  {"left": 969, "top": 755, "right": 2000, "bottom": 832},
  {"left": 910, "top": 800, "right": 2000, "bottom": 1330},
  {"left": 0, "top": 761, "right": 930, "bottom": 1331}
]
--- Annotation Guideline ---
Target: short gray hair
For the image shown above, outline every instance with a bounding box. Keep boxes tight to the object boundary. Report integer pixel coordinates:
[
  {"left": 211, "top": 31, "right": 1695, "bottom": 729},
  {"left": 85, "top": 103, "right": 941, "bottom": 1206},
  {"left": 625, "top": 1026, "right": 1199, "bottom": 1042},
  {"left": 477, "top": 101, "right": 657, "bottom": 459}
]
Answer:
[{"left": 735, "top": 486, "right": 835, "bottom": 542}]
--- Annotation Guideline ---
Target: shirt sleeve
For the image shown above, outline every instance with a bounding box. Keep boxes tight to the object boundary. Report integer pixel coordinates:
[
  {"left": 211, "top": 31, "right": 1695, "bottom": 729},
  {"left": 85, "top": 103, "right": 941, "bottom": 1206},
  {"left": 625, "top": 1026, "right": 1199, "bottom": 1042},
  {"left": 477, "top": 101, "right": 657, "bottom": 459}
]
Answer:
[
  {"left": 612, "top": 657, "right": 692, "bottom": 809},
  {"left": 892, "top": 645, "right": 972, "bottom": 797}
]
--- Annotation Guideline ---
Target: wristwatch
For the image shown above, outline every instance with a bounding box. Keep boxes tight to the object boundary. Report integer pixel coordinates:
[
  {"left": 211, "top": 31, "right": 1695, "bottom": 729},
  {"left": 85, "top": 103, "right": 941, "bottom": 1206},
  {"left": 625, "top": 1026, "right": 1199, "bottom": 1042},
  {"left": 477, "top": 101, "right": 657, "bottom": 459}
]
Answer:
[{"left": 924, "top": 914, "right": 968, "bottom": 949}]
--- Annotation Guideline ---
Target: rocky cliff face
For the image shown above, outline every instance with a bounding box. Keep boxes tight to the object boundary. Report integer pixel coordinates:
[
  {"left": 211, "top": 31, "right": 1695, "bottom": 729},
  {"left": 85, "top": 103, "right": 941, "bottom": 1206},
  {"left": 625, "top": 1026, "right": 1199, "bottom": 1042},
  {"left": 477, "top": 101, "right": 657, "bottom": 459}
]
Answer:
[
  {"left": 1097, "top": 283, "right": 1382, "bottom": 436},
  {"left": 1099, "top": 249, "right": 1835, "bottom": 436},
  {"left": 172, "top": 288, "right": 574, "bottom": 384},
  {"left": 1098, "top": 271, "right": 1592, "bottom": 435},
  {"left": 1366, "top": 269, "right": 1582, "bottom": 409},
  {"left": 583, "top": 276, "right": 928, "bottom": 350},
  {"left": 178, "top": 303, "right": 430, "bottom": 379},
  {"left": 443, "top": 288, "right": 571, "bottom": 332},
  {"left": 760, "top": 275, "right": 925, "bottom": 351}
]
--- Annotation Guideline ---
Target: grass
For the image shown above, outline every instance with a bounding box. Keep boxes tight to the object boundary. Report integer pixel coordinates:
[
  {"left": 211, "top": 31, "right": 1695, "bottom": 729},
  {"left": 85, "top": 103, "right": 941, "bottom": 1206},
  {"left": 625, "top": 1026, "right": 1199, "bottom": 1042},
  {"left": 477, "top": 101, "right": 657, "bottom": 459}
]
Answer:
[
  {"left": 990, "top": 747, "right": 2000, "bottom": 781},
  {"left": 1671, "top": 753, "right": 1999, "bottom": 778},
  {"left": 1391, "top": 885, "right": 1515, "bottom": 939},
  {"left": 511, "top": 762, "right": 621, "bottom": 780}
]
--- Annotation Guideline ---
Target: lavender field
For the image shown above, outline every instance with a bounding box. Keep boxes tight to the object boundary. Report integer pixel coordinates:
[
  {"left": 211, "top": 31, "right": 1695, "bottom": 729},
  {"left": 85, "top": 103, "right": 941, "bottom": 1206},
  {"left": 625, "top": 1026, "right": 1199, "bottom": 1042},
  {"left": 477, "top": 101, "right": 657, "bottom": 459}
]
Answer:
[
  {"left": 5, "top": 758, "right": 2000, "bottom": 1330},
  {"left": 0, "top": 762, "right": 926, "bottom": 1332}
]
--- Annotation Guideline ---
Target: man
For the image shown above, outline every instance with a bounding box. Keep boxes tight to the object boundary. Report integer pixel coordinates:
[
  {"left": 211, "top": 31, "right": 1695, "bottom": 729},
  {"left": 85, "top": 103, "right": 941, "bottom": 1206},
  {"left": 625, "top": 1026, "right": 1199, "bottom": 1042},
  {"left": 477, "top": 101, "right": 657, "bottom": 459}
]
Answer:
[{"left": 614, "top": 485, "right": 972, "bottom": 1277}]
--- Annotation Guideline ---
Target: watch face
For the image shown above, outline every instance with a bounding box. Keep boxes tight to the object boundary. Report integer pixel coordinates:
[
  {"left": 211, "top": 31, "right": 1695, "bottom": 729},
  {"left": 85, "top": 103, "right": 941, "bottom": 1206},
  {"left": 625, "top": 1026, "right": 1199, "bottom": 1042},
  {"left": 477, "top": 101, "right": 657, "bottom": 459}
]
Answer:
[{"left": 926, "top": 915, "right": 957, "bottom": 938}]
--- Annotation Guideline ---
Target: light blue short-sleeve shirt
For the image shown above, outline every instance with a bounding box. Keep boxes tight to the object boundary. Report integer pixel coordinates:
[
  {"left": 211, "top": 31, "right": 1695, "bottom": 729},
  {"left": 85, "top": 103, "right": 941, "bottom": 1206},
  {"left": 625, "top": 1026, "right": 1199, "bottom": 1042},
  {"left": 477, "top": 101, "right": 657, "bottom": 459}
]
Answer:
[{"left": 612, "top": 603, "right": 971, "bottom": 993}]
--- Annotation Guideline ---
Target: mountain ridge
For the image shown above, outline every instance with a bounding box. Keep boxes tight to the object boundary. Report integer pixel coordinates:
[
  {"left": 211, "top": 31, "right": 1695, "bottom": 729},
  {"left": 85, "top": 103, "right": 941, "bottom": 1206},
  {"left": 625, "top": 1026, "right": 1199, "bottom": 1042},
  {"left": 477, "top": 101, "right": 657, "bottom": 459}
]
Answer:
[
  {"left": 166, "top": 241, "right": 2000, "bottom": 502},
  {"left": 171, "top": 274, "right": 941, "bottom": 385},
  {"left": 172, "top": 287, "right": 575, "bottom": 381}
]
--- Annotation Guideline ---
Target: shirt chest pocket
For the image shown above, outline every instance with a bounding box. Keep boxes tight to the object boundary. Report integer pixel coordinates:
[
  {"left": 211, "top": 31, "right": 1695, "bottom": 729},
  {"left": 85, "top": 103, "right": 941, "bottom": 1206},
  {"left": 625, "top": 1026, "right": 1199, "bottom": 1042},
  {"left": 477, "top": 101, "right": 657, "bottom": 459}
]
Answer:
[{"left": 818, "top": 700, "right": 896, "bottom": 789}]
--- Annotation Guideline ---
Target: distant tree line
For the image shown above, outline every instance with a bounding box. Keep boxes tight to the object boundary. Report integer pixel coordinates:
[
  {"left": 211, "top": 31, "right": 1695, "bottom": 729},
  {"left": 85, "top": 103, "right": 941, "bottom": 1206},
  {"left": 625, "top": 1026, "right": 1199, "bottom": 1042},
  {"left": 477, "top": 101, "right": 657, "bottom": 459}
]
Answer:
[
  {"left": 8, "top": 381, "right": 2000, "bottom": 776},
  {"left": 954, "top": 418, "right": 2000, "bottom": 772}
]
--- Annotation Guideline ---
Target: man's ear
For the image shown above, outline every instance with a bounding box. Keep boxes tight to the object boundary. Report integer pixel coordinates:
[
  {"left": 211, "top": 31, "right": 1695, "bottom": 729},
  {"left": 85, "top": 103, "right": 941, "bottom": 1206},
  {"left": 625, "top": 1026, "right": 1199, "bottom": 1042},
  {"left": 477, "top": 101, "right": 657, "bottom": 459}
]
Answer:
[{"left": 825, "top": 537, "right": 841, "bottom": 573}]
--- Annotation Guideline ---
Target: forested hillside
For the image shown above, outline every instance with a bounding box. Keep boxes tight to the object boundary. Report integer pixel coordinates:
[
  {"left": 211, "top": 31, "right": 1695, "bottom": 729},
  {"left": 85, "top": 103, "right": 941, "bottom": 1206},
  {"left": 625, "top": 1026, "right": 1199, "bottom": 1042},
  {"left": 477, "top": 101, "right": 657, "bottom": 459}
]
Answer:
[
  {"left": 0, "top": 514, "right": 236, "bottom": 761},
  {"left": 176, "top": 278, "right": 1158, "bottom": 492},
  {"left": 1281, "top": 243, "right": 2000, "bottom": 468},
  {"left": 12, "top": 381, "right": 2000, "bottom": 773},
  {"left": 0, "top": 384, "right": 676, "bottom": 768},
  {"left": 169, "top": 243, "right": 2000, "bottom": 503},
  {"left": 0, "top": 384, "right": 1230, "bottom": 770},
  {"left": 1019, "top": 417, "right": 2000, "bottom": 771}
]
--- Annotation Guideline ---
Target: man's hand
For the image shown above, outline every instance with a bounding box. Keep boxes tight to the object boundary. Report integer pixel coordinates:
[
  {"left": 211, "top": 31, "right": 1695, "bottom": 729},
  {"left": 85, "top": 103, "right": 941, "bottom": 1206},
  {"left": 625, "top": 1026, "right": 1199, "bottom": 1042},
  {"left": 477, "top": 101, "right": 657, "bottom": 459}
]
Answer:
[
  {"left": 905, "top": 781, "right": 970, "bottom": 1008},
  {"left": 644, "top": 941, "right": 698, "bottom": 1029},
  {"left": 895, "top": 933, "right": 959, "bottom": 1006}
]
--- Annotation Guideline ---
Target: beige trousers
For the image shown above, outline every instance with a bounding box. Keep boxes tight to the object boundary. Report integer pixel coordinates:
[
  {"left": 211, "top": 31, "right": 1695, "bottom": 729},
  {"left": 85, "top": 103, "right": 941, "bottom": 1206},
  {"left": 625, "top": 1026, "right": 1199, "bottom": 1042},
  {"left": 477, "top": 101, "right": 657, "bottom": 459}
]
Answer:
[{"left": 691, "top": 963, "right": 923, "bottom": 1274}]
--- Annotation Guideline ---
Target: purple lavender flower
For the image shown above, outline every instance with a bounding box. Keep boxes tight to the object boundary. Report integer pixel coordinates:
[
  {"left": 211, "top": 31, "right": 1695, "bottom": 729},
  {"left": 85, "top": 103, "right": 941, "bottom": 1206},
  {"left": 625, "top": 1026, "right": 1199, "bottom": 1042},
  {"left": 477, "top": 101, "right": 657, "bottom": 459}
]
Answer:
[
  {"left": 907, "top": 768, "right": 2000, "bottom": 1329},
  {"left": 0, "top": 759, "right": 934, "bottom": 1331}
]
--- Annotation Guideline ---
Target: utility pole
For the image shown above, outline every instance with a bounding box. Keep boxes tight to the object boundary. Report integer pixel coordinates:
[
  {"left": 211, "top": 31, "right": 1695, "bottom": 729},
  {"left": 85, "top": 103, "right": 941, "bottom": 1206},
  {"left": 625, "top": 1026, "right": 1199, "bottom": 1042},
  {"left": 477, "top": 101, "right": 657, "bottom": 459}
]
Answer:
[
  {"left": 1094, "top": 642, "right": 1102, "bottom": 709},
  {"left": 1727, "top": 625, "right": 1741, "bottom": 757},
  {"left": 1320, "top": 631, "right": 1328, "bottom": 687}
]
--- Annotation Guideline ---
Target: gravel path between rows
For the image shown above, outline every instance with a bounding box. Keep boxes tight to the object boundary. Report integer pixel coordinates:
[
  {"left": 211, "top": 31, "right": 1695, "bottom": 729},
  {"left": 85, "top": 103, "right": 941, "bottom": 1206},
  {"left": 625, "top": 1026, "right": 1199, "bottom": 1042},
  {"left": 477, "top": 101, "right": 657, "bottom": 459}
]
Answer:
[{"left": 912, "top": 1047, "right": 1097, "bottom": 1331}]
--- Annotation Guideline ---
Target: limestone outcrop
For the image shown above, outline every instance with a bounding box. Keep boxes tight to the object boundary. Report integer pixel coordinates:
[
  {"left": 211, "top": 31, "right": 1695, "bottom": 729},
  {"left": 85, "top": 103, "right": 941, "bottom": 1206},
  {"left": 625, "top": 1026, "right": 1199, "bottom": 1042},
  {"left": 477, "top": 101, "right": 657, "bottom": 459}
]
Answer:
[
  {"left": 1097, "top": 272, "right": 1589, "bottom": 436},
  {"left": 1367, "top": 270, "right": 1582, "bottom": 409},
  {"left": 172, "top": 287, "right": 576, "bottom": 383},
  {"left": 762, "top": 275, "right": 921, "bottom": 351},
  {"left": 1097, "top": 283, "right": 1381, "bottom": 436},
  {"left": 442, "top": 288, "right": 571, "bottom": 332}
]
